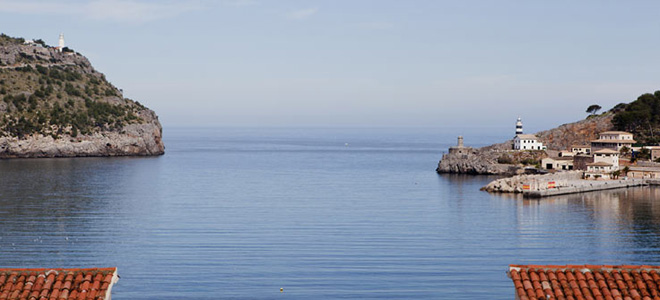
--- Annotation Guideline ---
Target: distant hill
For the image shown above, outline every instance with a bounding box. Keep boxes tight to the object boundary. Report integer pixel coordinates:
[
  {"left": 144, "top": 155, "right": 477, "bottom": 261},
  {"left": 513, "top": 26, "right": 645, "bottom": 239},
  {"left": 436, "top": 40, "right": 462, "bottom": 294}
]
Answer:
[{"left": 0, "top": 33, "right": 163, "bottom": 157}]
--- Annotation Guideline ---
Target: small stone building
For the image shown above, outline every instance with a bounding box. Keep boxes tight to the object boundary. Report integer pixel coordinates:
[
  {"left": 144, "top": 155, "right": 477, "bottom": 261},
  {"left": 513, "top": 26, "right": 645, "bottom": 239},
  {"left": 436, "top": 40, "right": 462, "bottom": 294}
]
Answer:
[
  {"left": 448, "top": 136, "right": 472, "bottom": 157},
  {"left": 541, "top": 157, "right": 573, "bottom": 170}
]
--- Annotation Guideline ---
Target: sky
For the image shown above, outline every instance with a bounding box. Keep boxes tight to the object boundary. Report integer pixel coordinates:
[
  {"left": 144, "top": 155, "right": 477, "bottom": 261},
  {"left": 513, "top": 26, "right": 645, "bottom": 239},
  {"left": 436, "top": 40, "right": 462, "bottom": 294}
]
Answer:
[{"left": 1, "top": 0, "right": 660, "bottom": 130}]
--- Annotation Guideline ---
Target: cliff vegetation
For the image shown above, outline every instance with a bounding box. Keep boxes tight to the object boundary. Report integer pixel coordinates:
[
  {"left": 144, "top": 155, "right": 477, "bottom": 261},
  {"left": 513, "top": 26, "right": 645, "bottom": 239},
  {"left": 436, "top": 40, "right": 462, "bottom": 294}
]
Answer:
[
  {"left": 0, "top": 33, "right": 163, "bottom": 157},
  {"left": 612, "top": 91, "right": 660, "bottom": 145}
]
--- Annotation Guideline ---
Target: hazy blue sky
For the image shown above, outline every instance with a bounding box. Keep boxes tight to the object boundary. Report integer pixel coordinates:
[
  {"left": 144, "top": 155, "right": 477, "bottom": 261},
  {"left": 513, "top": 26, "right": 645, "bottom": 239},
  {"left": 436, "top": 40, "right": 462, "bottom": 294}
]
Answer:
[{"left": 1, "top": 0, "right": 659, "bottom": 131}]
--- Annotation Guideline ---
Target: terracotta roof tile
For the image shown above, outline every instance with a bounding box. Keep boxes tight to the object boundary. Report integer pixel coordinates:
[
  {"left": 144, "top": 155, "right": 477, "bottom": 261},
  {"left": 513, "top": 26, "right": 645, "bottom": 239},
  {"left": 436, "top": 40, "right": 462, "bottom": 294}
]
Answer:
[
  {"left": 0, "top": 268, "right": 117, "bottom": 300},
  {"left": 509, "top": 265, "right": 660, "bottom": 300}
]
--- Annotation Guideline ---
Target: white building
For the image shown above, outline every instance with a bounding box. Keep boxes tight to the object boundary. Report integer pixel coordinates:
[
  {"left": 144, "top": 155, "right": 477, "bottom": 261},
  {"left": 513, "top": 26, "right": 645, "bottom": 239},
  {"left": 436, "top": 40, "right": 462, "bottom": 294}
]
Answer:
[
  {"left": 585, "top": 162, "right": 617, "bottom": 176},
  {"left": 584, "top": 148, "right": 621, "bottom": 179},
  {"left": 593, "top": 149, "right": 619, "bottom": 169},
  {"left": 512, "top": 117, "right": 545, "bottom": 150},
  {"left": 514, "top": 134, "right": 545, "bottom": 150}
]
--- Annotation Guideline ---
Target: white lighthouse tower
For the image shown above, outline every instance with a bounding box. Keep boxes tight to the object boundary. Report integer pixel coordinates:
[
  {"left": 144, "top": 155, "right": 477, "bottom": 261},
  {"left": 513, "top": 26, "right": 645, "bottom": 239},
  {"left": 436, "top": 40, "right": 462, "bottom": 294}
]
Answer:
[
  {"left": 58, "top": 33, "right": 65, "bottom": 52},
  {"left": 515, "top": 117, "right": 523, "bottom": 135}
]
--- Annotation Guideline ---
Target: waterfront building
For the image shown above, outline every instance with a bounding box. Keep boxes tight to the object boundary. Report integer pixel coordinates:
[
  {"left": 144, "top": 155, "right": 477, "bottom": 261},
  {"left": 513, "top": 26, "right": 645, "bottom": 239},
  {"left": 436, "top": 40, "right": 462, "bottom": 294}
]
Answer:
[
  {"left": 628, "top": 165, "right": 660, "bottom": 179},
  {"left": 590, "top": 131, "right": 635, "bottom": 152},
  {"left": 583, "top": 149, "right": 620, "bottom": 178},
  {"left": 585, "top": 161, "right": 616, "bottom": 175}
]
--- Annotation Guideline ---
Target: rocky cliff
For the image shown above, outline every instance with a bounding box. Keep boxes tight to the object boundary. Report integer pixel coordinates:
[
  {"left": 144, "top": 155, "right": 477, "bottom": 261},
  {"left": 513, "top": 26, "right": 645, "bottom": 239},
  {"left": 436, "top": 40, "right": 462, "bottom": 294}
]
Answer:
[
  {"left": 436, "top": 147, "right": 545, "bottom": 175},
  {"left": 535, "top": 113, "right": 614, "bottom": 150},
  {"left": 436, "top": 147, "right": 513, "bottom": 175},
  {"left": 0, "top": 34, "right": 164, "bottom": 158}
]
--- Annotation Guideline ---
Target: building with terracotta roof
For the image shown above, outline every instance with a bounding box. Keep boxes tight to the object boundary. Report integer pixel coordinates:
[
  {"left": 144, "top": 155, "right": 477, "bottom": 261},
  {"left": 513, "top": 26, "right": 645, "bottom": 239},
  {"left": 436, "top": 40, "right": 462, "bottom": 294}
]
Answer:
[
  {"left": 593, "top": 149, "right": 620, "bottom": 167},
  {"left": 0, "top": 267, "right": 118, "bottom": 299},
  {"left": 508, "top": 264, "right": 660, "bottom": 300},
  {"left": 591, "top": 131, "right": 635, "bottom": 152}
]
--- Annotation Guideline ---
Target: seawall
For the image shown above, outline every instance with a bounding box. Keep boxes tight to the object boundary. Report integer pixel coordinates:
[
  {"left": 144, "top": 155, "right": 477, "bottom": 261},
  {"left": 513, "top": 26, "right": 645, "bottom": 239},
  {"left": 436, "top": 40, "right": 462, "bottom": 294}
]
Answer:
[{"left": 523, "top": 179, "right": 646, "bottom": 198}]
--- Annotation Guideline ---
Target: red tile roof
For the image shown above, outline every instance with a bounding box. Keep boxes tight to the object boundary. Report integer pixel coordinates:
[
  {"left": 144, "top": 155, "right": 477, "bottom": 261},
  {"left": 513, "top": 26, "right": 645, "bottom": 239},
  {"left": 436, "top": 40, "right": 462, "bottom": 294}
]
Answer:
[
  {"left": 0, "top": 267, "right": 118, "bottom": 300},
  {"left": 509, "top": 265, "right": 660, "bottom": 300}
]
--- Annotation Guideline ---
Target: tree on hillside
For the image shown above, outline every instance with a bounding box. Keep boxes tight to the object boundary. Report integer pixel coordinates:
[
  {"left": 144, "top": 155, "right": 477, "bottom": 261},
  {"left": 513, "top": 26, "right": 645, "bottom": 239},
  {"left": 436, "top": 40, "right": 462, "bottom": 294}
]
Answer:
[
  {"left": 612, "top": 92, "right": 660, "bottom": 136},
  {"left": 620, "top": 146, "right": 631, "bottom": 157},
  {"left": 586, "top": 104, "right": 602, "bottom": 115}
]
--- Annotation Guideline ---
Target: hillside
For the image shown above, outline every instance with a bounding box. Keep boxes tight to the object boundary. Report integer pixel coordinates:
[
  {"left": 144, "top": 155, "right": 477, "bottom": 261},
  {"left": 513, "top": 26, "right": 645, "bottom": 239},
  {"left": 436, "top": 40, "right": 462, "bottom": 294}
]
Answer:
[
  {"left": 611, "top": 91, "right": 660, "bottom": 145},
  {"left": 481, "top": 113, "right": 615, "bottom": 152},
  {"left": 0, "top": 34, "right": 163, "bottom": 157}
]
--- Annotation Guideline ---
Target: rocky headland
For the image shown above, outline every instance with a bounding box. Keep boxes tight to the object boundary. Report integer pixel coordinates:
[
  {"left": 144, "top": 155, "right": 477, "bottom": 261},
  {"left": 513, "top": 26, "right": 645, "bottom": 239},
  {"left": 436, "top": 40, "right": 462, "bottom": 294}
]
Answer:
[
  {"left": 436, "top": 114, "right": 614, "bottom": 175},
  {"left": 0, "top": 34, "right": 164, "bottom": 158}
]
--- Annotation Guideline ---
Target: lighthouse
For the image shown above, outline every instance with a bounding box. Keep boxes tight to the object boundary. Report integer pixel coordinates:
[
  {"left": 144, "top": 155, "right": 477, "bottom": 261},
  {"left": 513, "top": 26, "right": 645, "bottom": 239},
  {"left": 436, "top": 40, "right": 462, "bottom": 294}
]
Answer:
[
  {"left": 58, "top": 33, "right": 65, "bottom": 52},
  {"left": 515, "top": 117, "right": 523, "bottom": 135}
]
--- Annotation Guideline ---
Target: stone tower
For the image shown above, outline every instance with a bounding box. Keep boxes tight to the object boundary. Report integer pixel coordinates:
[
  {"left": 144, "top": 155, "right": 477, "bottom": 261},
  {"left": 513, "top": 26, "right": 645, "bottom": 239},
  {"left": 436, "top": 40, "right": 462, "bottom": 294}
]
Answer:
[
  {"left": 515, "top": 117, "right": 523, "bottom": 135},
  {"left": 457, "top": 136, "right": 464, "bottom": 147},
  {"left": 58, "top": 33, "right": 65, "bottom": 52}
]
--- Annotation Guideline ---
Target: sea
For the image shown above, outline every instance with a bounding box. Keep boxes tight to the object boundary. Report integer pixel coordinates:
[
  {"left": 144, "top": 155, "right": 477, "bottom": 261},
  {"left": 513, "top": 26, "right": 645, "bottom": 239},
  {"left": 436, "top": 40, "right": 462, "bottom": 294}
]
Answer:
[{"left": 1, "top": 127, "right": 660, "bottom": 299}]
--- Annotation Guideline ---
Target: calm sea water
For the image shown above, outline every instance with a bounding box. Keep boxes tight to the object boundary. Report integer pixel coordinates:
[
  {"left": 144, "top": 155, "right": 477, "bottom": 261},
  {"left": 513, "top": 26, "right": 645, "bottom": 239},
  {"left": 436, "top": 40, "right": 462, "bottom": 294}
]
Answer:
[{"left": 1, "top": 127, "right": 660, "bottom": 299}]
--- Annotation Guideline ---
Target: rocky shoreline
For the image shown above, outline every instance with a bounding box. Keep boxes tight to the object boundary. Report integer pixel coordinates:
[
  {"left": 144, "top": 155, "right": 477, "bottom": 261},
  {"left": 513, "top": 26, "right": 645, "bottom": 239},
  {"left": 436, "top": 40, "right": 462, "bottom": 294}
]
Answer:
[
  {"left": 435, "top": 148, "right": 520, "bottom": 175},
  {"left": 0, "top": 118, "right": 163, "bottom": 158}
]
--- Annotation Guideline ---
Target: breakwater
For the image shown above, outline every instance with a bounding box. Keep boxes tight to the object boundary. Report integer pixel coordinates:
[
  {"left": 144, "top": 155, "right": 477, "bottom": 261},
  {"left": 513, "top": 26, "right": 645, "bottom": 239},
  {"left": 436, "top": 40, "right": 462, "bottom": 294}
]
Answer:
[
  {"left": 523, "top": 179, "right": 646, "bottom": 198},
  {"left": 482, "top": 171, "right": 648, "bottom": 198}
]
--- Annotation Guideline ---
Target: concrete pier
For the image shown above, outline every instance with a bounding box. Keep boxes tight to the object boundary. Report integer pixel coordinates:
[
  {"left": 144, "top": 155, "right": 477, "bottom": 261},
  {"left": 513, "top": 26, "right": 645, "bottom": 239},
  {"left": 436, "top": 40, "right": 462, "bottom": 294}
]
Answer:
[{"left": 523, "top": 179, "right": 647, "bottom": 198}]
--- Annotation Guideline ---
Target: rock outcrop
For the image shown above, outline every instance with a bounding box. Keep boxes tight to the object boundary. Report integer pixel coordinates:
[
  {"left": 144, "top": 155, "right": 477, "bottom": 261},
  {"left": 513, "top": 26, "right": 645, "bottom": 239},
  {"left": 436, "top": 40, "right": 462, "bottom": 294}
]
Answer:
[
  {"left": 436, "top": 148, "right": 519, "bottom": 175},
  {"left": 535, "top": 114, "right": 614, "bottom": 150}
]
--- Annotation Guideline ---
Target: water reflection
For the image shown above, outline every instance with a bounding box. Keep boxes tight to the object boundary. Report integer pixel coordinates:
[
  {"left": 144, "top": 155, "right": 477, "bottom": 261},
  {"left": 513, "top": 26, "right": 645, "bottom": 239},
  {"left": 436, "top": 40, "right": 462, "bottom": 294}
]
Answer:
[{"left": 491, "top": 185, "right": 660, "bottom": 265}]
